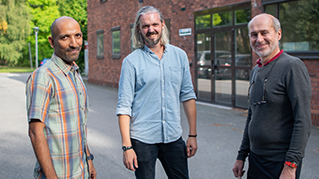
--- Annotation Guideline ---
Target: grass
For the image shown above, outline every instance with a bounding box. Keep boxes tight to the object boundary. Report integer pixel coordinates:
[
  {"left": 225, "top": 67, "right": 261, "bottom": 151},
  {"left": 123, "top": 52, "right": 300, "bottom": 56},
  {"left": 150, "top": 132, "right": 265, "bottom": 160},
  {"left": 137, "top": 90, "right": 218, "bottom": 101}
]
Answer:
[{"left": 0, "top": 66, "right": 35, "bottom": 73}]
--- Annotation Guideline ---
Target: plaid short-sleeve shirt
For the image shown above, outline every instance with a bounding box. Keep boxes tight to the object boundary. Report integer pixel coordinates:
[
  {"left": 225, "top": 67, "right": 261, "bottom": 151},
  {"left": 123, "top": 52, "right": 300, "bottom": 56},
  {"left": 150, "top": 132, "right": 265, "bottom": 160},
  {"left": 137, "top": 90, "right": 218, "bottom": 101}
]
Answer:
[{"left": 26, "top": 54, "right": 89, "bottom": 179}]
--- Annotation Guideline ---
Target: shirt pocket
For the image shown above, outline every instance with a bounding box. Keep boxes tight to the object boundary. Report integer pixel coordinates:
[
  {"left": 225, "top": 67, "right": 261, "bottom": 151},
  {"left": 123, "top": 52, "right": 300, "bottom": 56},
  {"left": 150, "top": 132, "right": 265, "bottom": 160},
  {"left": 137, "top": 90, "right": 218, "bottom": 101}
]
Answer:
[
  {"left": 169, "top": 66, "right": 182, "bottom": 85},
  {"left": 136, "top": 68, "right": 147, "bottom": 90}
]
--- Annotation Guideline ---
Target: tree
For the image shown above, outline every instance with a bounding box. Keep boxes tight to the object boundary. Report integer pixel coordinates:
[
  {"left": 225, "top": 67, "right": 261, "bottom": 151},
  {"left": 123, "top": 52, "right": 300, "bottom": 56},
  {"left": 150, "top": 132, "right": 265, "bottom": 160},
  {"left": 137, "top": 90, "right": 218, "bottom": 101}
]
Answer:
[
  {"left": 0, "top": 0, "right": 32, "bottom": 65},
  {"left": 19, "top": 0, "right": 60, "bottom": 67}
]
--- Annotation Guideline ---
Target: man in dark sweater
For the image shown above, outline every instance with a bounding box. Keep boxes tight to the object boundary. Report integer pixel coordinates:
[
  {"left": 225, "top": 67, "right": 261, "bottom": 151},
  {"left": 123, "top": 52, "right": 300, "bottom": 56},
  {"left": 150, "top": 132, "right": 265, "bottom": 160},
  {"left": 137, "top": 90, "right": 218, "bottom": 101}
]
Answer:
[{"left": 232, "top": 13, "right": 312, "bottom": 179}]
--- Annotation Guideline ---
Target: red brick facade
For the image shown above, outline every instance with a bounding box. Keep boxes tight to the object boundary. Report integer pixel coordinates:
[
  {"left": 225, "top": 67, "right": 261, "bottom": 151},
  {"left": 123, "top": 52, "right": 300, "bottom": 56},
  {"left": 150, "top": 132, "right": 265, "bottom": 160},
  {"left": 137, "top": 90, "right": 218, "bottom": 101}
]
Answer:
[{"left": 87, "top": 0, "right": 319, "bottom": 125}]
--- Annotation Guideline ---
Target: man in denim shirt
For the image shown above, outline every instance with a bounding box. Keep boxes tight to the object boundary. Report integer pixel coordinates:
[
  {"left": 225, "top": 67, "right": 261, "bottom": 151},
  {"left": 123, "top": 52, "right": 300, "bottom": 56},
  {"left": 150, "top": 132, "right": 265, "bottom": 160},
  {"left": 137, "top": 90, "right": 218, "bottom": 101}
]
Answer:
[{"left": 116, "top": 6, "right": 197, "bottom": 179}]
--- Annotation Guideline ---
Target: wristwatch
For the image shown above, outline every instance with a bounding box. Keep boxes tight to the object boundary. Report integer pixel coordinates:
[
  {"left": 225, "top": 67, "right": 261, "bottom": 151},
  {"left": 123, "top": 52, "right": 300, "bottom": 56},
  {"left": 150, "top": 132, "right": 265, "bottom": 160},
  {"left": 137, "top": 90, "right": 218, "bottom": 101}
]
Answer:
[
  {"left": 285, "top": 161, "right": 297, "bottom": 168},
  {"left": 122, "top": 146, "right": 133, "bottom": 152},
  {"left": 87, "top": 153, "right": 94, "bottom": 161}
]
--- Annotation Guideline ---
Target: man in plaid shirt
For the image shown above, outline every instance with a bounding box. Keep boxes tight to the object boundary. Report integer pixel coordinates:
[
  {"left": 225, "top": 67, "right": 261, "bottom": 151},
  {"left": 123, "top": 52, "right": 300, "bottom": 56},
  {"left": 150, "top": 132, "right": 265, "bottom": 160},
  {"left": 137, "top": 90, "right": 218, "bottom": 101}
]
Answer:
[{"left": 26, "top": 16, "right": 97, "bottom": 179}]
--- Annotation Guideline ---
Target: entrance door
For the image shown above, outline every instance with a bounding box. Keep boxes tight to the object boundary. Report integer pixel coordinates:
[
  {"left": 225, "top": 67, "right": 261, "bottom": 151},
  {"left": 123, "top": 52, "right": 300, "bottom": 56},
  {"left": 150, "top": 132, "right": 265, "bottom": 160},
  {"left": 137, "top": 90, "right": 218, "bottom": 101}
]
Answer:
[
  {"left": 196, "top": 28, "right": 251, "bottom": 107},
  {"left": 196, "top": 33, "right": 212, "bottom": 101},
  {"left": 195, "top": 5, "right": 252, "bottom": 108},
  {"left": 213, "top": 31, "right": 232, "bottom": 105}
]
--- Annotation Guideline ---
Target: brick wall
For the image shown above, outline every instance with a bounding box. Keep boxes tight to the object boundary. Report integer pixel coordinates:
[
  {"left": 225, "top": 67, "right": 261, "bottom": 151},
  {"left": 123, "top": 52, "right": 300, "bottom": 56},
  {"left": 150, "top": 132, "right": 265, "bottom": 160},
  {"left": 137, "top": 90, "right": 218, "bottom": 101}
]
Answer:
[
  {"left": 87, "top": 0, "right": 250, "bottom": 87},
  {"left": 87, "top": 0, "right": 319, "bottom": 125},
  {"left": 304, "top": 59, "right": 319, "bottom": 126}
]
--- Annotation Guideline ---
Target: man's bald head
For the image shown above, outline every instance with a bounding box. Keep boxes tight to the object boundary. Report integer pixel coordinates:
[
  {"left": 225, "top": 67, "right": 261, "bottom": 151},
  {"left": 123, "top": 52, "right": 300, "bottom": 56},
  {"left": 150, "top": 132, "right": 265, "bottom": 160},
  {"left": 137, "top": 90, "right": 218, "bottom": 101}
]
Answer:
[
  {"left": 50, "top": 16, "right": 79, "bottom": 39},
  {"left": 248, "top": 13, "right": 281, "bottom": 33},
  {"left": 48, "top": 16, "right": 83, "bottom": 64}
]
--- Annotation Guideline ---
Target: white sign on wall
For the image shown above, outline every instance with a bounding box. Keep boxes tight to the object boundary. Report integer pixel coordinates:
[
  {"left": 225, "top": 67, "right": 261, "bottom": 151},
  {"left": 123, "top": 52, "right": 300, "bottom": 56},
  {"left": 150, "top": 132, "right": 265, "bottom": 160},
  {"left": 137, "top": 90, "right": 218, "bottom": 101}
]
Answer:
[{"left": 179, "top": 28, "right": 192, "bottom": 36}]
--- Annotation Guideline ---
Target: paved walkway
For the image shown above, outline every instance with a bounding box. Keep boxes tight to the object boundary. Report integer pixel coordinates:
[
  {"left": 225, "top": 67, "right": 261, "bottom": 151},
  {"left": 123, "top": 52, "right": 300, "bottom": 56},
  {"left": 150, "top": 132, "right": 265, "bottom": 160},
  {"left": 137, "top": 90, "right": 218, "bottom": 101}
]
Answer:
[{"left": 0, "top": 73, "right": 318, "bottom": 178}]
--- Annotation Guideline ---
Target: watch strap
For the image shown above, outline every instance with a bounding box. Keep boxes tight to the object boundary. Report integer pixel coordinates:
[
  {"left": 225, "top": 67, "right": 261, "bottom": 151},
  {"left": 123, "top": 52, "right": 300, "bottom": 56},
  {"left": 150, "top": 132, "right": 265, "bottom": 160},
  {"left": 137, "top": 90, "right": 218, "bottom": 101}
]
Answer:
[
  {"left": 122, "top": 146, "right": 133, "bottom": 152},
  {"left": 87, "top": 153, "right": 94, "bottom": 160},
  {"left": 285, "top": 161, "right": 297, "bottom": 168}
]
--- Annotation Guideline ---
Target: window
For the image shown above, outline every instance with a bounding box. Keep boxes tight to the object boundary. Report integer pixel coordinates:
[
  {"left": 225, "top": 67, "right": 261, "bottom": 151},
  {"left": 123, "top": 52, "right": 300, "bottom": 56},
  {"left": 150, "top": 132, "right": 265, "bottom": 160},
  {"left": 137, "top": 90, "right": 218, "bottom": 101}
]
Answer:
[
  {"left": 265, "top": 0, "right": 319, "bottom": 53},
  {"left": 195, "top": 15, "right": 210, "bottom": 29},
  {"left": 235, "top": 8, "right": 251, "bottom": 25},
  {"left": 130, "top": 24, "right": 134, "bottom": 52},
  {"left": 164, "top": 19, "right": 171, "bottom": 41},
  {"left": 213, "top": 11, "right": 232, "bottom": 27},
  {"left": 112, "top": 26, "right": 121, "bottom": 58},
  {"left": 96, "top": 30, "right": 104, "bottom": 58}
]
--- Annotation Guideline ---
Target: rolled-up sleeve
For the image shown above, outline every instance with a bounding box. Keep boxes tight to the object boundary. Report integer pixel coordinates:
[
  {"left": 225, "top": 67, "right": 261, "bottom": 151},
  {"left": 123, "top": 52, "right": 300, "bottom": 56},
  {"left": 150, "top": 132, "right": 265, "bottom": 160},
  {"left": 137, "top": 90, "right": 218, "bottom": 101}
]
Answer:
[
  {"left": 116, "top": 58, "right": 135, "bottom": 116},
  {"left": 180, "top": 53, "right": 196, "bottom": 102}
]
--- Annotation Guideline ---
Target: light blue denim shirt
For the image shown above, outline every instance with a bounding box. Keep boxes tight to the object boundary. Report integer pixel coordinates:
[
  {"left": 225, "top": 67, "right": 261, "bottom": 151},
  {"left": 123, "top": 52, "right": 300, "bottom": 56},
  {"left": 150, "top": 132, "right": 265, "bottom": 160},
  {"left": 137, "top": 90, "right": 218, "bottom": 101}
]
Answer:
[{"left": 116, "top": 44, "right": 196, "bottom": 144}]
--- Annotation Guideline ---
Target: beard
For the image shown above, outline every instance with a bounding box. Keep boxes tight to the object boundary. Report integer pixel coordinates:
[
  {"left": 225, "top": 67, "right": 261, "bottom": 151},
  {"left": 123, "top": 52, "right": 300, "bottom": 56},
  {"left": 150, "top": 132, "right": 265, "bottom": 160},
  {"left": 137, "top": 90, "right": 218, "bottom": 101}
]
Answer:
[
  {"left": 142, "top": 31, "right": 162, "bottom": 46},
  {"left": 252, "top": 41, "right": 277, "bottom": 58},
  {"left": 63, "top": 46, "right": 81, "bottom": 63}
]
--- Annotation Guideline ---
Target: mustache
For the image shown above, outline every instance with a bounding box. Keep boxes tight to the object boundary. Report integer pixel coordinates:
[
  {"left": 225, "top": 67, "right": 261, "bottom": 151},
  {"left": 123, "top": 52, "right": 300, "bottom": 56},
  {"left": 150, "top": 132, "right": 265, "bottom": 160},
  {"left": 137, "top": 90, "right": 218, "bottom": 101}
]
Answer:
[
  {"left": 255, "top": 42, "right": 268, "bottom": 46},
  {"left": 66, "top": 46, "right": 81, "bottom": 52},
  {"left": 146, "top": 31, "right": 158, "bottom": 37}
]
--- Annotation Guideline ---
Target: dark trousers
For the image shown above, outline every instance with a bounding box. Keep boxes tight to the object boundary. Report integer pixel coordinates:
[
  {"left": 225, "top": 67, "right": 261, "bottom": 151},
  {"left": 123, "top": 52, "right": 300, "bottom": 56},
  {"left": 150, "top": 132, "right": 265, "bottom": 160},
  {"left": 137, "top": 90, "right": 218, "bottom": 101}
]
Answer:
[
  {"left": 131, "top": 137, "right": 189, "bottom": 179},
  {"left": 248, "top": 152, "right": 302, "bottom": 179}
]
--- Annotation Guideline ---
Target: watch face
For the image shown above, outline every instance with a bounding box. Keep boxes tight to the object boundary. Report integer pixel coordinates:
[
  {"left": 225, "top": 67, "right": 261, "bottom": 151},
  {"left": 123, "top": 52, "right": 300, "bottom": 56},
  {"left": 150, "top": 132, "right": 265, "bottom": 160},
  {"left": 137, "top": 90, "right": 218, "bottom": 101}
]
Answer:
[
  {"left": 122, "top": 146, "right": 132, "bottom": 151},
  {"left": 88, "top": 154, "right": 94, "bottom": 160}
]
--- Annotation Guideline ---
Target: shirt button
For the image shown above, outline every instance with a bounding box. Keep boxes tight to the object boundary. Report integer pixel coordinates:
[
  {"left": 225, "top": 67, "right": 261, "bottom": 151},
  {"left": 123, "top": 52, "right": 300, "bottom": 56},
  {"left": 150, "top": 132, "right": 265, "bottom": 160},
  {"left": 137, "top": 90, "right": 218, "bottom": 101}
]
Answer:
[
  {"left": 163, "top": 121, "right": 166, "bottom": 123},
  {"left": 163, "top": 93, "right": 165, "bottom": 96},
  {"left": 163, "top": 107, "right": 165, "bottom": 110}
]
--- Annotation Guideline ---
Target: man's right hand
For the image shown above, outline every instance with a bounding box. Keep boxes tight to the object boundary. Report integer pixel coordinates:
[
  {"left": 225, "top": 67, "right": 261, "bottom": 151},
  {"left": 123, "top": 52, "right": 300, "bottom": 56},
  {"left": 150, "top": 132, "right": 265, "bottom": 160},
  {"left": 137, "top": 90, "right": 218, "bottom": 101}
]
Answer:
[
  {"left": 232, "top": 160, "right": 245, "bottom": 178},
  {"left": 123, "top": 149, "right": 138, "bottom": 171}
]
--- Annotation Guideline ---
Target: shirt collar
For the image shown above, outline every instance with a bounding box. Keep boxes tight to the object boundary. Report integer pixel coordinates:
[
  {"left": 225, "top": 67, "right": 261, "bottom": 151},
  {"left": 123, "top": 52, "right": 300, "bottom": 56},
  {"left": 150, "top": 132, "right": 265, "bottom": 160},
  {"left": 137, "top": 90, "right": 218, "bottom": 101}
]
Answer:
[
  {"left": 143, "top": 44, "right": 168, "bottom": 54},
  {"left": 51, "top": 54, "right": 79, "bottom": 75},
  {"left": 257, "top": 50, "right": 283, "bottom": 67}
]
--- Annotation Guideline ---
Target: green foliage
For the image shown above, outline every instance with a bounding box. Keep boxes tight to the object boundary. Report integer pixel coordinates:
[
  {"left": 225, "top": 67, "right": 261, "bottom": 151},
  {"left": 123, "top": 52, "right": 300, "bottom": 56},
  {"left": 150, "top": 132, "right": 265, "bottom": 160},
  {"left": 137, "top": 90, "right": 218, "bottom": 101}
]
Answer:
[
  {"left": 19, "top": 0, "right": 88, "bottom": 69},
  {"left": 18, "top": 0, "right": 60, "bottom": 67},
  {"left": 280, "top": 0, "right": 319, "bottom": 51},
  {"left": 195, "top": 15, "right": 210, "bottom": 30},
  {"left": 0, "top": 0, "right": 32, "bottom": 66},
  {"left": 212, "top": 14, "right": 221, "bottom": 26},
  {"left": 0, "top": 66, "right": 34, "bottom": 73}
]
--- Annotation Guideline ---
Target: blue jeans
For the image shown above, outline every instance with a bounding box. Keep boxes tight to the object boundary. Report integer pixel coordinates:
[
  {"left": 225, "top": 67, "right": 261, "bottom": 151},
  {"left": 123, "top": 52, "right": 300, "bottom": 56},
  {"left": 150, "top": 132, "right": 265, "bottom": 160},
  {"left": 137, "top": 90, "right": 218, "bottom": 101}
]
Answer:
[{"left": 131, "top": 137, "right": 189, "bottom": 179}]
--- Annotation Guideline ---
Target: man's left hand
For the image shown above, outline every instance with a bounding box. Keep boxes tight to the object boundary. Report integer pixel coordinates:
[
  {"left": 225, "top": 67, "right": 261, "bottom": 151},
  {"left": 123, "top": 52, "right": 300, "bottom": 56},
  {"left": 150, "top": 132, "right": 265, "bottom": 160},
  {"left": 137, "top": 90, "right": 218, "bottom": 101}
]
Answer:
[
  {"left": 186, "top": 137, "right": 198, "bottom": 158},
  {"left": 88, "top": 160, "right": 97, "bottom": 179},
  {"left": 279, "top": 164, "right": 296, "bottom": 179}
]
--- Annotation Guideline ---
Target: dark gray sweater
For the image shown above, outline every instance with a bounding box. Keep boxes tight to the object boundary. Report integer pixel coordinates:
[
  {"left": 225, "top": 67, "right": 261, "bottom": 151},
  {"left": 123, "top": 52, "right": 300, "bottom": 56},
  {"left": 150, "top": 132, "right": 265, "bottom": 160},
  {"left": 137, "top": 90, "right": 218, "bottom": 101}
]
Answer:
[{"left": 237, "top": 52, "right": 312, "bottom": 164}]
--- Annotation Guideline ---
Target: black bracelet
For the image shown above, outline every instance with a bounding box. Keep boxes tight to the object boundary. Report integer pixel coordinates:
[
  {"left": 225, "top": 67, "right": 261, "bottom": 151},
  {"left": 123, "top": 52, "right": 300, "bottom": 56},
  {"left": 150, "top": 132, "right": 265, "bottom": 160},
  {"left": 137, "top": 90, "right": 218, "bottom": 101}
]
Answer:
[{"left": 188, "top": 134, "right": 197, "bottom": 137}]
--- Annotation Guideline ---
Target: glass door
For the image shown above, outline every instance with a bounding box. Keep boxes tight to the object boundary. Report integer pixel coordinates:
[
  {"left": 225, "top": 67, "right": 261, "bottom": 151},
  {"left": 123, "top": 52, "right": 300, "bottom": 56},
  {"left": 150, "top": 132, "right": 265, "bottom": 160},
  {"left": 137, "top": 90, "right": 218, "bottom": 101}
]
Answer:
[
  {"left": 196, "top": 33, "right": 212, "bottom": 101},
  {"left": 213, "top": 31, "right": 232, "bottom": 105}
]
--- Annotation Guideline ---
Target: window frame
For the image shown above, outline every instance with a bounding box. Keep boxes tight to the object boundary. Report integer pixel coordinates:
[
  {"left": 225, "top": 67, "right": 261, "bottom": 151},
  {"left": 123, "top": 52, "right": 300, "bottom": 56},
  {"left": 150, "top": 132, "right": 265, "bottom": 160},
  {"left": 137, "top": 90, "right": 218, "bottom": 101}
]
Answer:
[
  {"left": 130, "top": 23, "right": 134, "bottom": 52},
  {"left": 111, "top": 26, "right": 121, "bottom": 59},
  {"left": 263, "top": 0, "right": 319, "bottom": 59},
  {"left": 96, "top": 29, "right": 104, "bottom": 59}
]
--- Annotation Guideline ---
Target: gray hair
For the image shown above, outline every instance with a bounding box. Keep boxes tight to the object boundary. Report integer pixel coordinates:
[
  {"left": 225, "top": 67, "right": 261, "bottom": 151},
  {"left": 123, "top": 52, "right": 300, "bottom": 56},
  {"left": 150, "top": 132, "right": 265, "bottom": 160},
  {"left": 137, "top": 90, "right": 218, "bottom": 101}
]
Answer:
[
  {"left": 248, "top": 13, "right": 281, "bottom": 32},
  {"left": 132, "top": 6, "right": 170, "bottom": 49}
]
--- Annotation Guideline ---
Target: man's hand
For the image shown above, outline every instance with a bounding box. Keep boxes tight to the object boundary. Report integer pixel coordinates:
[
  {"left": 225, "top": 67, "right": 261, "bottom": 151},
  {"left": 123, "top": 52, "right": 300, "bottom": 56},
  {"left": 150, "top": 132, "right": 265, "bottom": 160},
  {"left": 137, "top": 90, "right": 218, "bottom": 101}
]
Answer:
[
  {"left": 186, "top": 137, "right": 198, "bottom": 158},
  {"left": 88, "top": 160, "right": 97, "bottom": 179},
  {"left": 29, "top": 119, "right": 58, "bottom": 179},
  {"left": 233, "top": 160, "right": 245, "bottom": 178},
  {"left": 123, "top": 149, "right": 138, "bottom": 171},
  {"left": 279, "top": 164, "right": 296, "bottom": 179}
]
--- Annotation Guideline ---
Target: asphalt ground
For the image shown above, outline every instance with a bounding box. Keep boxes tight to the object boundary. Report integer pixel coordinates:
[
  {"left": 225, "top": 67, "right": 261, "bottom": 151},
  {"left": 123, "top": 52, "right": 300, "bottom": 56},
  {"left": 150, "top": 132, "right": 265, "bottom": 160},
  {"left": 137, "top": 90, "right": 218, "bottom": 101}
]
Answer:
[{"left": 0, "top": 72, "right": 318, "bottom": 178}]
